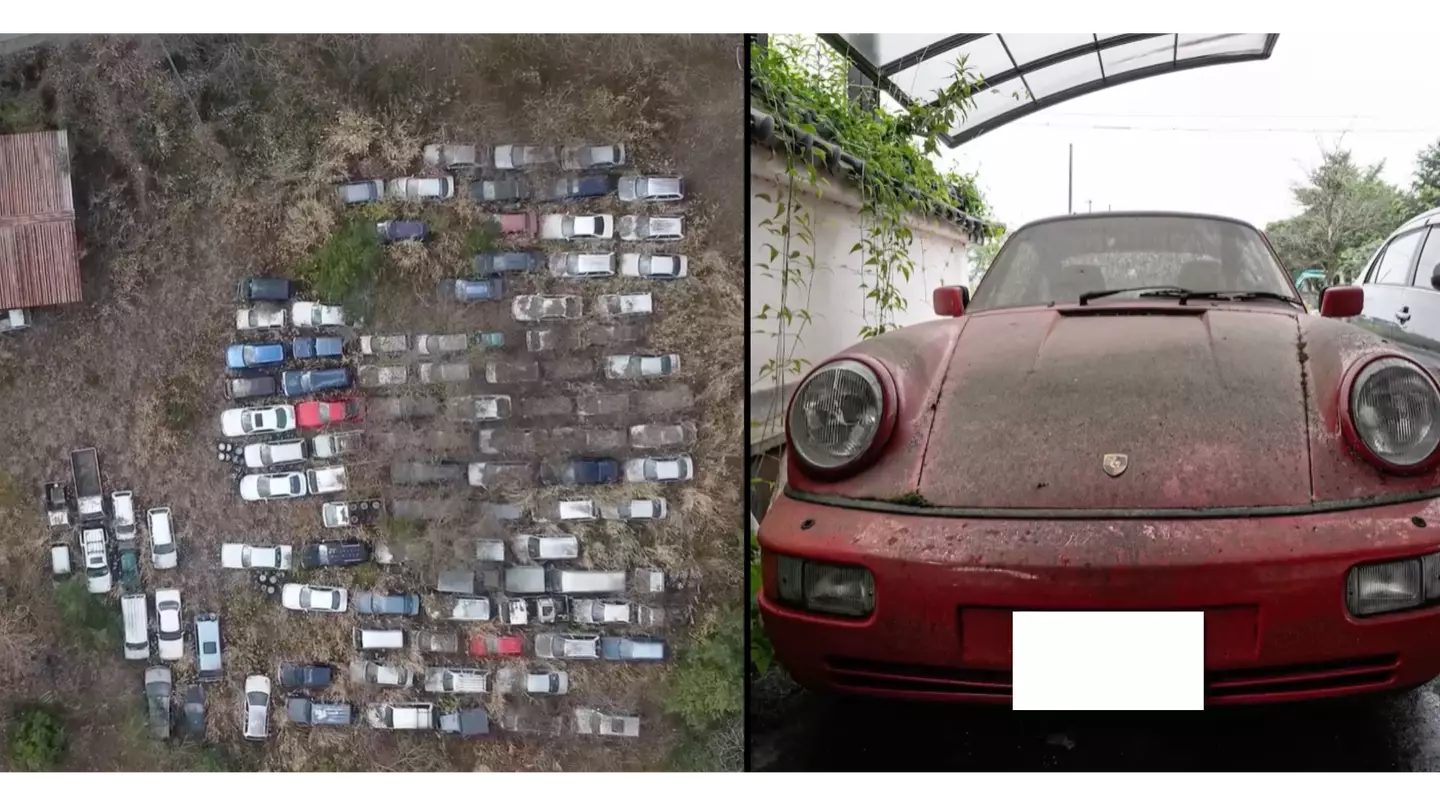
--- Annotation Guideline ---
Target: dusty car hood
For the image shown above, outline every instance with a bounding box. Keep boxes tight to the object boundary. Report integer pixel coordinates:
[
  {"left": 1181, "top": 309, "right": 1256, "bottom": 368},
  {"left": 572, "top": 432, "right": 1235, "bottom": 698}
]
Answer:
[{"left": 917, "top": 306, "right": 1312, "bottom": 509}]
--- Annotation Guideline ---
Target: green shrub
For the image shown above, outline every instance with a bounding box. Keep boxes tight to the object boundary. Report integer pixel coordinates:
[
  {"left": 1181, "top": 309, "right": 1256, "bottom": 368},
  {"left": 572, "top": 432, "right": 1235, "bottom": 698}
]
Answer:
[
  {"left": 665, "top": 604, "right": 744, "bottom": 732},
  {"left": 749, "top": 531, "right": 773, "bottom": 674},
  {"left": 193, "top": 746, "right": 232, "bottom": 772},
  {"left": 56, "top": 575, "right": 121, "bottom": 649},
  {"left": 294, "top": 216, "right": 383, "bottom": 304},
  {"left": 8, "top": 704, "right": 67, "bottom": 771}
]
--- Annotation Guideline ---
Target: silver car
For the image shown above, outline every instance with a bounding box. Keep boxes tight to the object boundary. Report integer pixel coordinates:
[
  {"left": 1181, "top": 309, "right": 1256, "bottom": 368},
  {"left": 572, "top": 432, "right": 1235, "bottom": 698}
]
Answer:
[
  {"left": 617, "top": 175, "right": 683, "bottom": 202},
  {"left": 512, "top": 295, "right": 583, "bottom": 322},
  {"left": 560, "top": 143, "right": 626, "bottom": 170}
]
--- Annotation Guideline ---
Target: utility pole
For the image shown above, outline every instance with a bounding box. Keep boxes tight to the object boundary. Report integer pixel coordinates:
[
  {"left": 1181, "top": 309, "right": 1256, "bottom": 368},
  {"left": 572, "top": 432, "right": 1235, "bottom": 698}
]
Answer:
[
  {"left": 1068, "top": 143, "right": 1074, "bottom": 214},
  {"left": 1087, "top": 199, "right": 1092, "bottom": 213}
]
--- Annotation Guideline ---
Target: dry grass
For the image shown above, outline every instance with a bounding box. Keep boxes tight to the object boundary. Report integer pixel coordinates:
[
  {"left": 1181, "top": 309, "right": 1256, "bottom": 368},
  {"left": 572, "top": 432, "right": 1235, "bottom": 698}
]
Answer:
[{"left": 0, "top": 33, "right": 742, "bottom": 772}]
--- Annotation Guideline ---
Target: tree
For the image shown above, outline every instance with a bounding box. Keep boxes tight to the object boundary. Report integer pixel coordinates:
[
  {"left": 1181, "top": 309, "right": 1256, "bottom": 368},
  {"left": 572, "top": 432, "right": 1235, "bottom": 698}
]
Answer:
[
  {"left": 8, "top": 704, "right": 66, "bottom": 771},
  {"left": 966, "top": 224, "right": 1008, "bottom": 288},
  {"left": 1412, "top": 138, "right": 1440, "bottom": 213},
  {"left": 1264, "top": 147, "right": 1411, "bottom": 284}
]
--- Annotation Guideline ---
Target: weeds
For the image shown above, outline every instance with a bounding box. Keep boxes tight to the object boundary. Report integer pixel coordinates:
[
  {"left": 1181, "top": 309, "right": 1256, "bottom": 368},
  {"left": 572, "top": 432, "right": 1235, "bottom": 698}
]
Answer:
[
  {"left": 55, "top": 576, "right": 122, "bottom": 650},
  {"left": 8, "top": 703, "right": 67, "bottom": 771},
  {"left": 293, "top": 216, "right": 383, "bottom": 305},
  {"left": 0, "top": 472, "right": 21, "bottom": 512},
  {"left": 160, "top": 374, "right": 202, "bottom": 435},
  {"left": 0, "top": 94, "right": 44, "bottom": 134},
  {"left": 663, "top": 603, "right": 743, "bottom": 770}
]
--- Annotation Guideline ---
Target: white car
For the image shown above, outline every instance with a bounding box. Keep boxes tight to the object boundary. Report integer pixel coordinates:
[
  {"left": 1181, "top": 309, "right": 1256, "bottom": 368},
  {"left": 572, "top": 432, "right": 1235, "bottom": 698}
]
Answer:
[
  {"left": 221, "top": 405, "right": 296, "bottom": 438},
  {"left": 243, "top": 675, "right": 271, "bottom": 740},
  {"left": 387, "top": 176, "right": 455, "bottom": 200},
  {"left": 624, "top": 456, "right": 693, "bottom": 483},
  {"left": 511, "top": 534, "right": 580, "bottom": 562},
  {"left": 540, "top": 214, "right": 613, "bottom": 241},
  {"left": 243, "top": 438, "right": 307, "bottom": 469},
  {"left": 281, "top": 583, "right": 348, "bottom": 613},
  {"left": 239, "top": 472, "right": 308, "bottom": 501},
  {"left": 422, "top": 144, "right": 479, "bottom": 169},
  {"left": 596, "top": 293, "right": 653, "bottom": 317},
  {"left": 220, "top": 544, "right": 293, "bottom": 570},
  {"left": 616, "top": 174, "right": 683, "bottom": 202},
  {"left": 148, "top": 507, "right": 178, "bottom": 570},
  {"left": 560, "top": 144, "right": 626, "bottom": 170},
  {"left": 155, "top": 589, "right": 184, "bottom": 661},
  {"left": 619, "top": 253, "right": 688, "bottom": 279},
  {"left": 615, "top": 498, "right": 667, "bottom": 520},
  {"left": 548, "top": 253, "right": 616, "bottom": 278},
  {"left": 415, "top": 334, "right": 470, "bottom": 355},
  {"left": 290, "top": 301, "right": 346, "bottom": 328},
  {"left": 423, "top": 667, "right": 490, "bottom": 694},
  {"left": 573, "top": 708, "right": 639, "bottom": 737},
  {"left": 82, "top": 527, "right": 111, "bottom": 594},
  {"left": 493, "top": 144, "right": 556, "bottom": 170},
  {"left": 511, "top": 295, "right": 582, "bottom": 322},
  {"left": 236, "top": 304, "right": 287, "bottom": 330},
  {"left": 350, "top": 660, "right": 414, "bottom": 687},
  {"left": 605, "top": 354, "right": 681, "bottom": 379},
  {"left": 618, "top": 215, "right": 683, "bottom": 242},
  {"left": 453, "top": 394, "right": 512, "bottom": 421},
  {"left": 359, "top": 335, "right": 409, "bottom": 355}
]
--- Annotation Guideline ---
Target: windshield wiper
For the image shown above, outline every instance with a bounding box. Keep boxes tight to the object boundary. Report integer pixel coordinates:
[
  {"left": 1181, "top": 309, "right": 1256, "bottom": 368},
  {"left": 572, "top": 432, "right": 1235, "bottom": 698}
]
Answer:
[
  {"left": 1138, "top": 289, "right": 1303, "bottom": 306},
  {"left": 1077, "top": 286, "right": 1189, "bottom": 305}
]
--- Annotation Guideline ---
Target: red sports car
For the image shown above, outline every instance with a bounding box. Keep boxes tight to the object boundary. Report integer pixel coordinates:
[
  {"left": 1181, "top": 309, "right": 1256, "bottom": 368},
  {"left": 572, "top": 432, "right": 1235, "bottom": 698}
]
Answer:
[
  {"left": 757, "top": 211, "right": 1440, "bottom": 706},
  {"left": 468, "top": 633, "right": 524, "bottom": 658},
  {"left": 295, "top": 398, "right": 363, "bottom": 430}
]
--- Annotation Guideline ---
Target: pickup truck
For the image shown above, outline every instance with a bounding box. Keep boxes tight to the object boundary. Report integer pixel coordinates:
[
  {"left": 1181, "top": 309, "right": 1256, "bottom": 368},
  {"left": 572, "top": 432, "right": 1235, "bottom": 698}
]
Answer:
[
  {"left": 600, "top": 636, "right": 666, "bottom": 661},
  {"left": 145, "top": 666, "right": 173, "bottom": 740},
  {"left": 364, "top": 703, "right": 435, "bottom": 731},
  {"left": 423, "top": 667, "right": 489, "bottom": 694},
  {"left": 448, "top": 395, "right": 512, "bottom": 422},
  {"left": 359, "top": 335, "right": 408, "bottom": 355},
  {"left": 321, "top": 499, "right": 383, "bottom": 528},
  {"left": 438, "top": 708, "right": 490, "bottom": 737},
  {"left": 534, "top": 633, "right": 601, "bottom": 660},
  {"left": 71, "top": 447, "right": 104, "bottom": 525},
  {"left": 415, "top": 334, "right": 471, "bottom": 355},
  {"left": 311, "top": 430, "right": 363, "bottom": 459},
  {"left": 428, "top": 596, "right": 492, "bottom": 621},
  {"left": 537, "top": 175, "right": 617, "bottom": 201},
  {"left": 305, "top": 466, "right": 347, "bottom": 495},
  {"left": 467, "top": 462, "right": 533, "bottom": 489},
  {"left": 81, "top": 527, "right": 111, "bottom": 593},
  {"left": 45, "top": 481, "right": 70, "bottom": 528},
  {"left": 286, "top": 697, "right": 353, "bottom": 726}
]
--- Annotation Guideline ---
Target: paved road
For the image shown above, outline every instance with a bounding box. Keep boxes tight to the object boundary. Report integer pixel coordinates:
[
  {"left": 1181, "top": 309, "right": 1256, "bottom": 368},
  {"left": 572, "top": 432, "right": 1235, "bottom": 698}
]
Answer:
[{"left": 752, "top": 680, "right": 1440, "bottom": 771}]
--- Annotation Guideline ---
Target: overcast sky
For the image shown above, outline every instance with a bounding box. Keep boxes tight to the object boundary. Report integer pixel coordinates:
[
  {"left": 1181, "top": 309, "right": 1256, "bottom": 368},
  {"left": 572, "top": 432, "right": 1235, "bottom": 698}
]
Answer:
[{"left": 935, "top": 33, "right": 1440, "bottom": 231}]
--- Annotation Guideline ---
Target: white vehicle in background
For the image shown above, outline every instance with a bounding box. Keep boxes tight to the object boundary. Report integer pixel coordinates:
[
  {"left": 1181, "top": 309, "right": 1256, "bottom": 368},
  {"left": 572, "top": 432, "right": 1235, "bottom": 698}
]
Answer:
[
  {"left": 451, "top": 395, "right": 513, "bottom": 421},
  {"left": 497, "top": 667, "right": 569, "bottom": 695},
  {"left": 239, "top": 471, "right": 309, "bottom": 502},
  {"left": 511, "top": 295, "right": 582, "bottom": 322},
  {"left": 305, "top": 466, "right": 348, "bottom": 495},
  {"left": 618, "top": 215, "right": 683, "bottom": 242},
  {"left": 555, "top": 500, "right": 597, "bottom": 522},
  {"left": 417, "top": 362, "right": 471, "bottom": 383},
  {"left": 148, "top": 507, "right": 178, "bottom": 569},
  {"left": 82, "top": 527, "right": 111, "bottom": 593},
  {"left": 427, "top": 596, "right": 492, "bottom": 622},
  {"left": 290, "top": 301, "right": 346, "bottom": 328},
  {"left": 511, "top": 534, "right": 580, "bottom": 563},
  {"left": 236, "top": 304, "right": 288, "bottom": 330},
  {"left": 596, "top": 293, "right": 653, "bottom": 317},
  {"left": 359, "top": 335, "right": 409, "bottom": 355},
  {"left": 569, "top": 599, "right": 634, "bottom": 625},
  {"left": 221, "top": 544, "right": 293, "bottom": 570},
  {"left": 613, "top": 498, "right": 667, "bottom": 521},
  {"left": 624, "top": 456, "right": 693, "bottom": 483},
  {"left": 155, "top": 589, "right": 184, "bottom": 661},
  {"left": 619, "top": 253, "right": 688, "bottom": 279},
  {"left": 540, "top": 214, "right": 613, "bottom": 241},
  {"left": 548, "top": 253, "right": 616, "bottom": 278},
  {"left": 243, "top": 675, "right": 271, "bottom": 740},
  {"left": 221, "top": 405, "right": 296, "bottom": 438},
  {"left": 616, "top": 174, "right": 683, "bottom": 202},
  {"left": 629, "top": 422, "right": 698, "bottom": 449},
  {"left": 365, "top": 703, "right": 435, "bottom": 731},
  {"left": 423, "top": 144, "right": 479, "bottom": 170},
  {"left": 573, "top": 708, "right": 640, "bottom": 737},
  {"left": 605, "top": 354, "right": 680, "bottom": 380},
  {"left": 560, "top": 144, "right": 626, "bottom": 170},
  {"left": 243, "top": 438, "right": 308, "bottom": 469},
  {"left": 337, "top": 179, "right": 385, "bottom": 205},
  {"left": 424, "top": 667, "right": 489, "bottom": 694},
  {"left": 311, "top": 430, "right": 363, "bottom": 459},
  {"left": 350, "top": 660, "right": 415, "bottom": 688},
  {"left": 387, "top": 176, "right": 455, "bottom": 200},
  {"left": 281, "top": 583, "right": 348, "bottom": 613},
  {"left": 122, "top": 594, "right": 150, "bottom": 661},
  {"left": 533, "top": 633, "right": 601, "bottom": 660},
  {"left": 111, "top": 491, "right": 137, "bottom": 542},
  {"left": 493, "top": 144, "right": 556, "bottom": 170}
]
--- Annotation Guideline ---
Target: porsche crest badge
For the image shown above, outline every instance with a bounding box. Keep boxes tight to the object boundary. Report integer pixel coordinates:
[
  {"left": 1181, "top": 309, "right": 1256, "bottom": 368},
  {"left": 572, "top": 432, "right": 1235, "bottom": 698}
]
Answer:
[{"left": 1102, "top": 453, "right": 1128, "bottom": 477}]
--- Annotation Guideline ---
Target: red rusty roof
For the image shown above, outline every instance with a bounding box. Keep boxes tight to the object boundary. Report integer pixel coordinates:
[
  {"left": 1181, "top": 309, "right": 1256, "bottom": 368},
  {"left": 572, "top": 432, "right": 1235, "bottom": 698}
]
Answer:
[{"left": 0, "top": 130, "right": 82, "bottom": 310}]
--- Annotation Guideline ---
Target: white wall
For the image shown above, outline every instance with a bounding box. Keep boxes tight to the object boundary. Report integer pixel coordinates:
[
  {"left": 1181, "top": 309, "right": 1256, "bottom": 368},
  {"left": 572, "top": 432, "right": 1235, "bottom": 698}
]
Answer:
[{"left": 748, "top": 146, "right": 972, "bottom": 450}]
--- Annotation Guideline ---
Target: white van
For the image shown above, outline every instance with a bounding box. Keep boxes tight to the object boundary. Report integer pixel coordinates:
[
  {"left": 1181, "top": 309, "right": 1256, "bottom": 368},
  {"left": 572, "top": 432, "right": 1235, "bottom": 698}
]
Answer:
[
  {"left": 148, "top": 507, "right": 177, "bottom": 569},
  {"left": 354, "top": 627, "right": 405, "bottom": 651},
  {"left": 49, "top": 541, "right": 72, "bottom": 579},
  {"left": 121, "top": 594, "right": 151, "bottom": 661},
  {"left": 111, "top": 491, "right": 137, "bottom": 541},
  {"left": 546, "top": 569, "right": 626, "bottom": 594}
]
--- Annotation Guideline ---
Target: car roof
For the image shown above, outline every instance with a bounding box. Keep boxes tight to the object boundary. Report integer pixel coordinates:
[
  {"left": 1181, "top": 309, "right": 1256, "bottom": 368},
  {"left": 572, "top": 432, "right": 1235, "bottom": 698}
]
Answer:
[{"left": 1013, "top": 210, "right": 1264, "bottom": 235}]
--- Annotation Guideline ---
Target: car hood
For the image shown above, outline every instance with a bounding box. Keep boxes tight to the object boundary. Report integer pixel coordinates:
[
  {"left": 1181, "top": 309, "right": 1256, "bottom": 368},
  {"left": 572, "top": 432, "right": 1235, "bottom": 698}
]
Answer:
[{"left": 919, "top": 307, "right": 1311, "bottom": 509}]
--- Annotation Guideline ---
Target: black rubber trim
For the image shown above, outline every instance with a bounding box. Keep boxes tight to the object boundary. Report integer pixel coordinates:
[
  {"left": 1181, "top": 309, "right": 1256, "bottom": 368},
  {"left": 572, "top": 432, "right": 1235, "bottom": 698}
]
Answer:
[{"left": 784, "top": 485, "right": 1440, "bottom": 520}]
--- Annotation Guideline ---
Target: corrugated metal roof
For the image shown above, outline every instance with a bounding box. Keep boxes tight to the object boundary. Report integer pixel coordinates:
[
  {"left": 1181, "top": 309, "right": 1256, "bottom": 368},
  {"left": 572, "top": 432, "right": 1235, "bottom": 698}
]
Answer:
[{"left": 0, "top": 130, "right": 82, "bottom": 310}]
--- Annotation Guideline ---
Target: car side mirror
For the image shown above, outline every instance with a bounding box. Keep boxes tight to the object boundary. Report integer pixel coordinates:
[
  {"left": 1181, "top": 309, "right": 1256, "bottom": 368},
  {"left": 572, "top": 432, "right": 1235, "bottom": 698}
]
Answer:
[
  {"left": 1319, "top": 285, "right": 1364, "bottom": 318},
  {"left": 1430, "top": 262, "right": 1440, "bottom": 291},
  {"left": 933, "top": 285, "right": 970, "bottom": 317}
]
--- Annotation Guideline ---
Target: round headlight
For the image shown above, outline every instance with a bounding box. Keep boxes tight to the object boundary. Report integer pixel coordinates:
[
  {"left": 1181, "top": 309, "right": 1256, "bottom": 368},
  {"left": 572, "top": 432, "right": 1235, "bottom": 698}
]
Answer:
[
  {"left": 788, "top": 360, "right": 886, "bottom": 470},
  {"left": 1350, "top": 357, "right": 1440, "bottom": 468}
]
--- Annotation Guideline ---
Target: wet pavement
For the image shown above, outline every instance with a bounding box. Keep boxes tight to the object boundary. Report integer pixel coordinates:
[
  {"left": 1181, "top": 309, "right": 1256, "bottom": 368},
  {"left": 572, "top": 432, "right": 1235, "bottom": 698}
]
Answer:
[{"left": 751, "top": 678, "right": 1440, "bottom": 771}]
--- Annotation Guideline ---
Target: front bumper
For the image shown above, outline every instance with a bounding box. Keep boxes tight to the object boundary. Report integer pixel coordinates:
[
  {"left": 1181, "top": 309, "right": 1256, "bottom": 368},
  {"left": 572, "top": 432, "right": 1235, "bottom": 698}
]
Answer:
[{"left": 757, "top": 491, "right": 1440, "bottom": 705}]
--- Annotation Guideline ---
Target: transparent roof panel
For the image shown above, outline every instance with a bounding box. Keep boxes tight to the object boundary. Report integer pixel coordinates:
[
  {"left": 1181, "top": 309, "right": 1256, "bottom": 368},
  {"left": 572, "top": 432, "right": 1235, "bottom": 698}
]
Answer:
[{"left": 822, "top": 33, "right": 1277, "bottom": 146}]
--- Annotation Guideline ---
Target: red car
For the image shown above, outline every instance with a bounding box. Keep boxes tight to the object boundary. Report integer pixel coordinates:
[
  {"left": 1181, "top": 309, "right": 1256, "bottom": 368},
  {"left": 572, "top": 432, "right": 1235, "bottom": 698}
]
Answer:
[
  {"left": 295, "top": 398, "right": 363, "bottom": 430},
  {"left": 496, "top": 212, "right": 537, "bottom": 239},
  {"left": 468, "top": 633, "right": 523, "bottom": 658},
  {"left": 757, "top": 210, "right": 1440, "bottom": 706}
]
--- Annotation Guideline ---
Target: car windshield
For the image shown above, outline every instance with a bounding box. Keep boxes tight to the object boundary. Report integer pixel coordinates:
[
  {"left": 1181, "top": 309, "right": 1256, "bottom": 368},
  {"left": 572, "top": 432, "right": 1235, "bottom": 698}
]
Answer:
[{"left": 969, "top": 215, "right": 1296, "bottom": 313}]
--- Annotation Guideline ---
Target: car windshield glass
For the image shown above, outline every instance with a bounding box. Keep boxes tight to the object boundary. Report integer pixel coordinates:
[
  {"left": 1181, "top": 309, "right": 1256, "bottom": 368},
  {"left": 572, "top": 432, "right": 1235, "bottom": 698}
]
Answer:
[{"left": 969, "top": 215, "right": 1295, "bottom": 312}]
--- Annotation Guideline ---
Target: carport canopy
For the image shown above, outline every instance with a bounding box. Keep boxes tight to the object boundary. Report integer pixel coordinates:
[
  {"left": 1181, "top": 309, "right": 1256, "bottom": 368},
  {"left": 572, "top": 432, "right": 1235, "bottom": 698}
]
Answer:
[{"left": 819, "top": 34, "right": 1279, "bottom": 147}]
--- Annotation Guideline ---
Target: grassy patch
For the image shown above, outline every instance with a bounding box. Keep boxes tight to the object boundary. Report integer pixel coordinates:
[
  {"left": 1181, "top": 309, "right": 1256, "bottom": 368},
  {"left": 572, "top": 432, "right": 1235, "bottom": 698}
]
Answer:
[
  {"left": 8, "top": 703, "right": 67, "bottom": 771},
  {"left": 379, "top": 515, "right": 422, "bottom": 545},
  {"left": 191, "top": 745, "right": 234, "bottom": 772},
  {"left": 160, "top": 374, "right": 202, "bottom": 435},
  {"left": 0, "top": 472, "right": 22, "bottom": 512},
  {"left": 0, "top": 94, "right": 44, "bottom": 135},
  {"left": 889, "top": 491, "right": 930, "bottom": 507},
  {"left": 461, "top": 221, "right": 499, "bottom": 257},
  {"left": 350, "top": 563, "right": 380, "bottom": 589},
  {"left": 55, "top": 576, "right": 122, "bottom": 650},
  {"left": 294, "top": 215, "right": 383, "bottom": 306},
  {"left": 664, "top": 603, "right": 744, "bottom": 771}
]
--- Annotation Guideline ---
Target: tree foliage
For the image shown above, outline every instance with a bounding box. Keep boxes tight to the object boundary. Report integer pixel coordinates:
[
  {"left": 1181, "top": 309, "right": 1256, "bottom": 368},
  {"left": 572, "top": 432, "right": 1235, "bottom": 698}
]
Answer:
[
  {"left": 1412, "top": 138, "right": 1440, "bottom": 214},
  {"left": 8, "top": 704, "right": 67, "bottom": 771},
  {"left": 665, "top": 603, "right": 744, "bottom": 733}
]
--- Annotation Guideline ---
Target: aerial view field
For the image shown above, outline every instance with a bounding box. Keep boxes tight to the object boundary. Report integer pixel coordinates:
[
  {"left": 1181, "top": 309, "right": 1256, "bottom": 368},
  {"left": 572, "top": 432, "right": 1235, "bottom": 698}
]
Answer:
[{"left": 0, "top": 34, "right": 744, "bottom": 771}]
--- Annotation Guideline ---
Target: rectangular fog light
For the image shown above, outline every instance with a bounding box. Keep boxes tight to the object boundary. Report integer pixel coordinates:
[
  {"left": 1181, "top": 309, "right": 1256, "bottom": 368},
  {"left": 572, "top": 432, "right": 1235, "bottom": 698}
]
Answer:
[
  {"left": 804, "top": 563, "right": 875, "bottom": 617},
  {"left": 1347, "top": 559, "right": 1423, "bottom": 616}
]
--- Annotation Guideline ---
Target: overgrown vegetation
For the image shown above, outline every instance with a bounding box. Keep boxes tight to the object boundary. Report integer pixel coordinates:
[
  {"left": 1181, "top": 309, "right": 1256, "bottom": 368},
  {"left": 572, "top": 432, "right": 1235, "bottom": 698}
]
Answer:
[
  {"left": 749, "top": 531, "right": 772, "bottom": 674},
  {"left": 665, "top": 603, "right": 744, "bottom": 771},
  {"left": 293, "top": 215, "right": 384, "bottom": 306},
  {"left": 8, "top": 703, "right": 67, "bottom": 771},
  {"left": 55, "top": 575, "right": 122, "bottom": 650},
  {"left": 160, "top": 373, "right": 202, "bottom": 434}
]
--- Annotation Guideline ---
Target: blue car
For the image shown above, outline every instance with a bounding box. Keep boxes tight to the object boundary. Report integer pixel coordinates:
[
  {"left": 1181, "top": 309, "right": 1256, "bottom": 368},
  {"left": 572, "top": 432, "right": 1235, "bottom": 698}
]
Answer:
[
  {"left": 353, "top": 591, "right": 421, "bottom": 616},
  {"left": 377, "top": 220, "right": 428, "bottom": 244},
  {"left": 293, "top": 337, "right": 345, "bottom": 359},
  {"left": 226, "top": 343, "right": 287, "bottom": 370},
  {"left": 281, "top": 368, "right": 353, "bottom": 397},
  {"left": 446, "top": 278, "right": 503, "bottom": 302},
  {"left": 540, "top": 458, "right": 622, "bottom": 486}
]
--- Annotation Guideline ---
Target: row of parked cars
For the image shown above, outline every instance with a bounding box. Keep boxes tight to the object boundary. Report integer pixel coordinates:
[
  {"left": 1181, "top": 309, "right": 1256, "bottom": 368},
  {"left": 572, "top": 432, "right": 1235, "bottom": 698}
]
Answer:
[
  {"left": 342, "top": 171, "right": 681, "bottom": 206},
  {"left": 474, "top": 250, "right": 688, "bottom": 280}
]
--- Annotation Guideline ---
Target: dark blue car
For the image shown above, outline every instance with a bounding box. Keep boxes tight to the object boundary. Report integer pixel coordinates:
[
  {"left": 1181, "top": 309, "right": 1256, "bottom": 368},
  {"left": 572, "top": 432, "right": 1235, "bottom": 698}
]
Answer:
[
  {"left": 281, "top": 368, "right": 353, "bottom": 397},
  {"left": 541, "top": 457, "right": 621, "bottom": 486},
  {"left": 226, "top": 343, "right": 287, "bottom": 370},
  {"left": 473, "top": 252, "right": 544, "bottom": 276},
  {"left": 293, "top": 337, "right": 345, "bottom": 359},
  {"left": 539, "top": 175, "right": 617, "bottom": 201},
  {"left": 278, "top": 663, "right": 333, "bottom": 689},
  {"left": 377, "top": 220, "right": 428, "bottom": 244},
  {"left": 237, "top": 278, "right": 295, "bottom": 302},
  {"left": 446, "top": 278, "right": 503, "bottom": 302}
]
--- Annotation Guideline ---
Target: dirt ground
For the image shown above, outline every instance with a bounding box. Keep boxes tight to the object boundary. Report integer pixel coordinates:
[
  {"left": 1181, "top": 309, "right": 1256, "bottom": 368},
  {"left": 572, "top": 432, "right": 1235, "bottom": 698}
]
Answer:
[{"left": 0, "top": 34, "right": 744, "bottom": 771}]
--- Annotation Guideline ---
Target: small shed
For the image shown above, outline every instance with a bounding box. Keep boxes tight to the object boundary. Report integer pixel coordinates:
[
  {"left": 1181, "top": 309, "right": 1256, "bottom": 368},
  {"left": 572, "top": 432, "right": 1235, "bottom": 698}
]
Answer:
[{"left": 0, "top": 130, "right": 81, "bottom": 311}]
